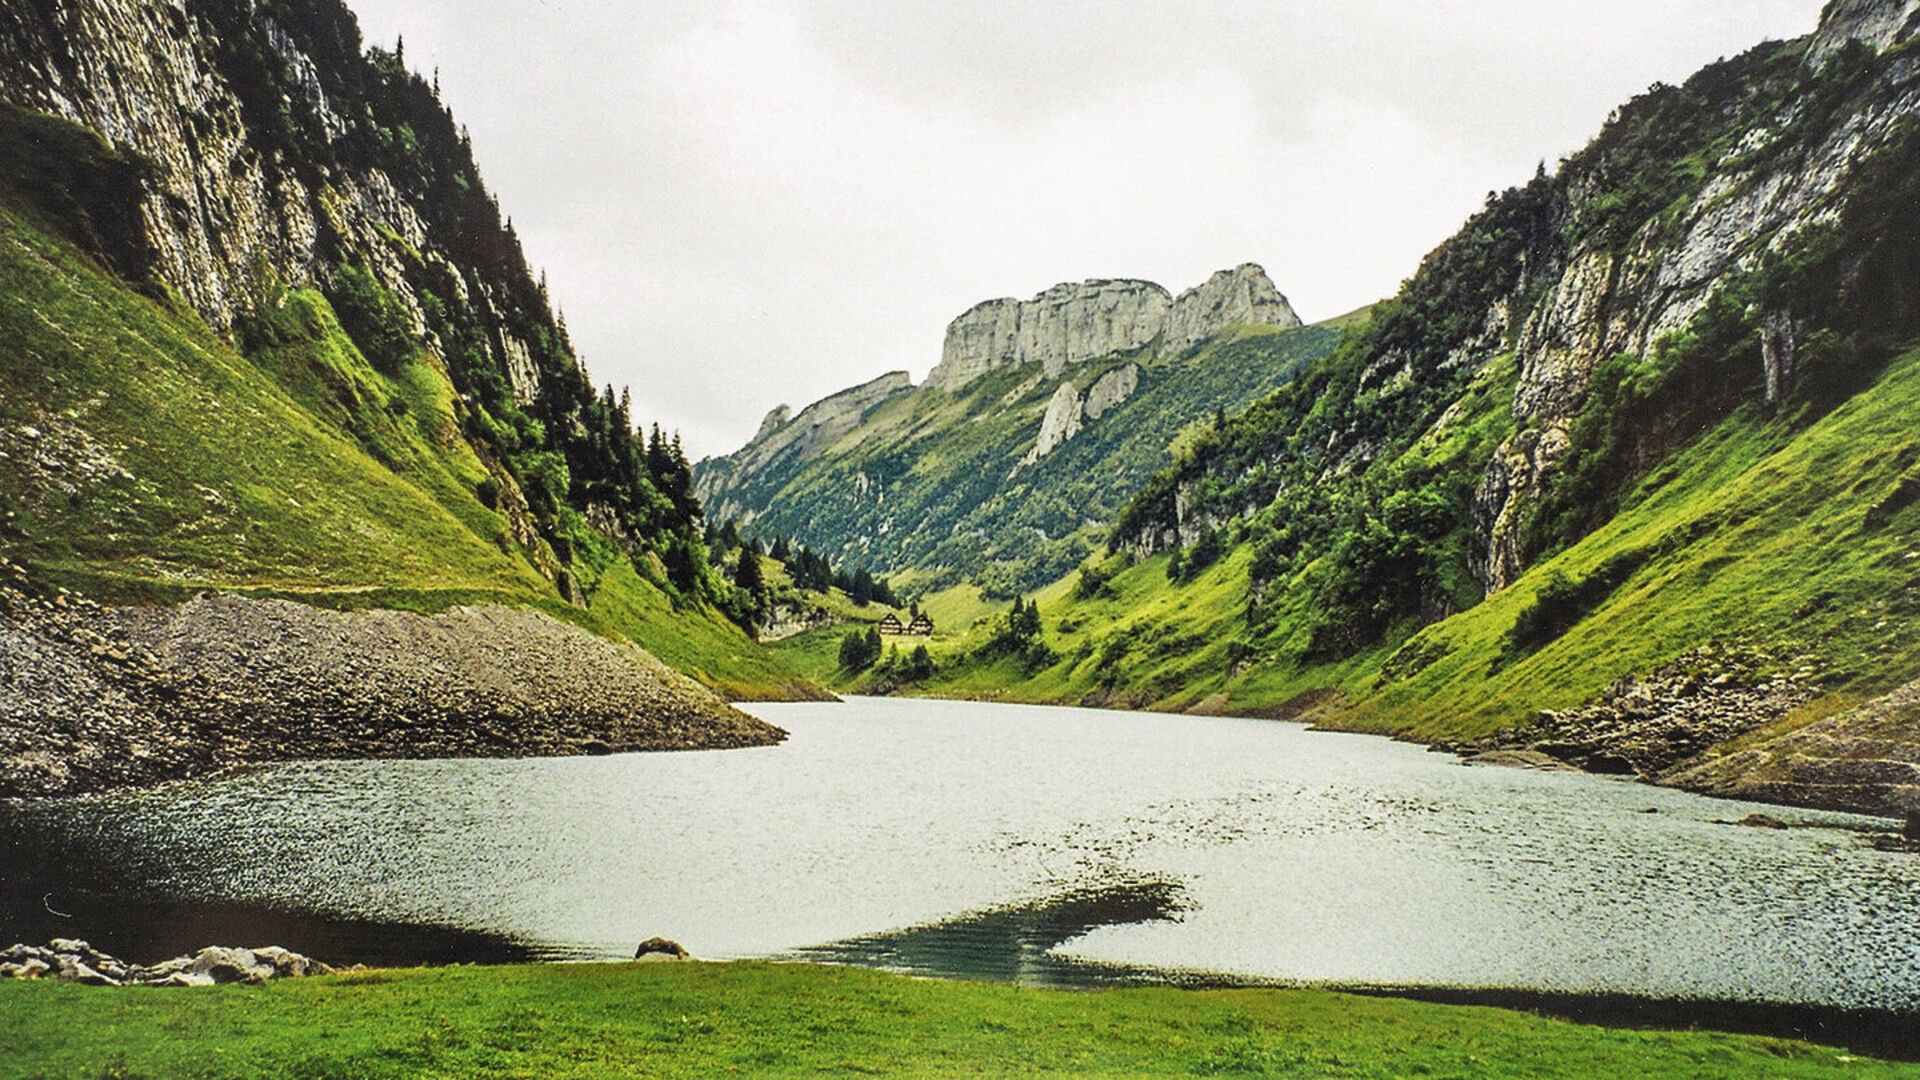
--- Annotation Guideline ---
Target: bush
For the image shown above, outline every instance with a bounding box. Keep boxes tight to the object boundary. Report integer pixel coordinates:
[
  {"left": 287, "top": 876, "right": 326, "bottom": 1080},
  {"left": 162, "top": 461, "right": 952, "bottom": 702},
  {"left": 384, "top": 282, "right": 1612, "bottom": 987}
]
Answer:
[{"left": 327, "top": 263, "right": 416, "bottom": 372}]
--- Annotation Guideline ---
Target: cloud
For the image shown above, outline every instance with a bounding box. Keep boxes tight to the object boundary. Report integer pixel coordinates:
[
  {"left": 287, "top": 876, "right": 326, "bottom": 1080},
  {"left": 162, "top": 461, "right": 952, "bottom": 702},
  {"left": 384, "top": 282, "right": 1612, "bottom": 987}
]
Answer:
[{"left": 346, "top": 0, "right": 1822, "bottom": 458}]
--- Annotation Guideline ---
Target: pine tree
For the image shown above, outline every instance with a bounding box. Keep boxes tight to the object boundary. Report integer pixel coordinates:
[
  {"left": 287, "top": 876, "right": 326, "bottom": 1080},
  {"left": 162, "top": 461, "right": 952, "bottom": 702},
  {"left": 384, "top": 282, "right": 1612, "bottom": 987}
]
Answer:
[{"left": 733, "top": 548, "right": 764, "bottom": 594}]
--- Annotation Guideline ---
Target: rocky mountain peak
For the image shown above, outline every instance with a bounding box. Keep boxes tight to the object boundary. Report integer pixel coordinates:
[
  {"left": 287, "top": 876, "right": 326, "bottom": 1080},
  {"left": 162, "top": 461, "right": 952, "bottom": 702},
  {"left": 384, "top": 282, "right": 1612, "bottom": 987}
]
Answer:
[
  {"left": 926, "top": 266, "right": 1299, "bottom": 393},
  {"left": 1168, "top": 263, "right": 1302, "bottom": 349}
]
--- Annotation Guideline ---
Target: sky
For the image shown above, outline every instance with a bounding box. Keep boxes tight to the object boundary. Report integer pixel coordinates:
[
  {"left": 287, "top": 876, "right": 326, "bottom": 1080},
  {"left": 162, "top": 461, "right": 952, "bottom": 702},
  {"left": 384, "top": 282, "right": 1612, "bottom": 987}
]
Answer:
[{"left": 346, "top": 1, "right": 1824, "bottom": 459}]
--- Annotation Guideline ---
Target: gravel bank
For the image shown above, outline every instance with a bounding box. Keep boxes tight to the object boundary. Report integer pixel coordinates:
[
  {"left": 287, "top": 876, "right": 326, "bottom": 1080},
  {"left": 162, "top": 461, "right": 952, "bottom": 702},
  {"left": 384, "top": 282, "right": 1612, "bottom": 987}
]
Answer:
[{"left": 0, "top": 563, "right": 785, "bottom": 798}]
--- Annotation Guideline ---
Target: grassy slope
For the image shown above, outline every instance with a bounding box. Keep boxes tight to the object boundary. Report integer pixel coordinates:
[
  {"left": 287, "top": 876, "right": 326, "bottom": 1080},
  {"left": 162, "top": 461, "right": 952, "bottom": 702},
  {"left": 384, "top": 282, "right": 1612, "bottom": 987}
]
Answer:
[
  {"left": 3, "top": 962, "right": 1910, "bottom": 1079},
  {"left": 0, "top": 164, "right": 810, "bottom": 700},
  {"left": 907, "top": 343, "right": 1920, "bottom": 737}
]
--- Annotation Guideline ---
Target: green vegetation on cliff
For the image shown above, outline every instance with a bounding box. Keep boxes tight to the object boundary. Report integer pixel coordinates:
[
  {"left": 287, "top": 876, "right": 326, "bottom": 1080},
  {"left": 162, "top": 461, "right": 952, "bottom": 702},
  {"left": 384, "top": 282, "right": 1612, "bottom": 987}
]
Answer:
[{"left": 2, "top": 962, "right": 1908, "bottom": 1079}]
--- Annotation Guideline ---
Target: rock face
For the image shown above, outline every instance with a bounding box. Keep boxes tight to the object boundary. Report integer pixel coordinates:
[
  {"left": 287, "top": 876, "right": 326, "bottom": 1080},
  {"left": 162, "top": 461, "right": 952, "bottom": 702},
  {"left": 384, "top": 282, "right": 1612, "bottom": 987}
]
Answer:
[
  {"left": 1470, "top": 0, "right": 1920, "bottom": 592},
  {"left": 1016, "top": 362, "right": 1142, "bottom": 469},
  {"left": 928, "top": 280, "right": 1169, "bottom": 392},
  {"left": 1809, "top": 0, "right": 1920, "bottom": 62},
  {"left": 1084, "top": 362, "right": 1142, "bottom": 420},
  {"left": 926, "top": 265, "right": 1296, "bottom": 392},
  {"left": 0, "top": 560, "right": 785, "bottom": 799},
  {"left": 0, "top": 1, "right": 533, "bottom": 379},
  {"left": 1168, "top": 264, "right": 1302, "bottom": 349},
  {"left": 0, "top": 0, "right": 667, "bottom": 608},
  {"left": 1020, "top": 383, "right": 1086, "bottom": 467}
]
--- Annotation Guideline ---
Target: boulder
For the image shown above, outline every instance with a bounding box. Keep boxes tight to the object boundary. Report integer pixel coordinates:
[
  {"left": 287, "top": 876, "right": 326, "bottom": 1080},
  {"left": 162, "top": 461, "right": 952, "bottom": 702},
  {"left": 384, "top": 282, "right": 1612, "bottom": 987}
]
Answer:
[{"left": 634, "top": 937, "right": 690, "bottom": 961}]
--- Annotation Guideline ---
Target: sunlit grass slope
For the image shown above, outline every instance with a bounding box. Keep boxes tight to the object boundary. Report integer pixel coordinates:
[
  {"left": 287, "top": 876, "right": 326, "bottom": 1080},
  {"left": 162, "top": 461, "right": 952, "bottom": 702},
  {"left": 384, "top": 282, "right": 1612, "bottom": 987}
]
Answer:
[{"left": 2, "top": 962, "right": 1910, "bottom": 1079}]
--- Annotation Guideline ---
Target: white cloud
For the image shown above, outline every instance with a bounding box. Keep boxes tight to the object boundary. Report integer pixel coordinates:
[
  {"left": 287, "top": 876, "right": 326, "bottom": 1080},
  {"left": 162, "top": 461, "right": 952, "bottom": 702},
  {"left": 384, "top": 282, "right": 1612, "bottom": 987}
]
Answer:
[{"left": 346, "top": 0, "right": 1823, "bottom": 457}]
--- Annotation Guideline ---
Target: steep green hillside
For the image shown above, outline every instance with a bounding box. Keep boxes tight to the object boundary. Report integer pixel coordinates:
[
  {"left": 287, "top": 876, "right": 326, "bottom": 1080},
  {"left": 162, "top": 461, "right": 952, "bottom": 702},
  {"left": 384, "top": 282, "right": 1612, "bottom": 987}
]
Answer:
[
  {"left": 698, "top": 321, "right": 1340, "bottom": 598},
  {"left": 0, "top": 103, "right": 811, "bottom": 700},
  {"left": 902, "top": 15, "right": 1920, "bottom": 814}
]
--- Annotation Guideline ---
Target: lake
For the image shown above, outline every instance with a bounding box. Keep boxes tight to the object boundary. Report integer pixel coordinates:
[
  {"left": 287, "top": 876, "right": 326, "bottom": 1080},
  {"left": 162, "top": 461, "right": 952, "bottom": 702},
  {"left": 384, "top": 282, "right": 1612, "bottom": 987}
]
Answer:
[{"left": 4, "top": 697, "right": 1918, "bottom": 1020}]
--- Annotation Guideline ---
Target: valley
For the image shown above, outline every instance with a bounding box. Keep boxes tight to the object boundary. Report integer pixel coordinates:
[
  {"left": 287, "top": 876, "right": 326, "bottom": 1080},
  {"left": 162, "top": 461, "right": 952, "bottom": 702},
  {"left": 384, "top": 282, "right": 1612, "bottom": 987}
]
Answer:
[{"left": 3, "top": 0, "right": 1920, "bottom": 1074}]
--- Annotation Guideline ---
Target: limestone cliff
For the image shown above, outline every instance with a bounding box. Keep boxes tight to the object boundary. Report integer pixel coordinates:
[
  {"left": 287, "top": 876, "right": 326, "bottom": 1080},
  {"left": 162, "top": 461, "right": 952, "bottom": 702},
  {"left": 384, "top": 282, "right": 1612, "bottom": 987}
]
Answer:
[
  {"left": 928, "top": 279, "right": 1169, "bottom": 392},
  {"left": 1810, "top": 0, "right": 1920, "bottom": 62},
  {"left": 0, "top": 0, "right": 687, "bottom": 598},
  {"left": 1016, "top": 362, "right": 1141, "bottom": 470},
  {"left": 926, "top": 264, "right": 1296, "bottom": 392}
]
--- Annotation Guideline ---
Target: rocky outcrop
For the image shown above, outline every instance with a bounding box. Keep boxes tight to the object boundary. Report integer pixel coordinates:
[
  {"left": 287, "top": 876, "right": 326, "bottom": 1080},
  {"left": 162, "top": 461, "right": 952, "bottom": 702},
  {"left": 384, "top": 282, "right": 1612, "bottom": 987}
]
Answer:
[
  {"left": 926, "top": 265, "right": 1296, "bottom": 393},
  {"left": 1168, "top": 264, "right": 1302, "bottom": 349},
  {"left": 0, "top": 1, "right": 517, "bottom": 370},
  {"left": 1084, "top": 362, "right": 1141, "bottom": 420},
  {"left": 1665, "top": 677, "right": 1920, "bottom": 818},
  {"left": 1014, "top": 362, "right": 1142, "bottom": 470},
  {"left": 1809, "top": 0, "right": 1920, "bottom": 63},
  {"left": 0, "top": 561, "right": 785, "bottom": 799},
  {"left": 1, "top": 940, "right": 334, "bottom": 986},
  {"left": 694, "top": 371, "right": 912, "bottom": 520},
  {"left": 1491, "top": 645, "right": 1818, "bottom": 779},
  {"left": 1020, "top": 383, "right": 1086, "bottom": 467}
]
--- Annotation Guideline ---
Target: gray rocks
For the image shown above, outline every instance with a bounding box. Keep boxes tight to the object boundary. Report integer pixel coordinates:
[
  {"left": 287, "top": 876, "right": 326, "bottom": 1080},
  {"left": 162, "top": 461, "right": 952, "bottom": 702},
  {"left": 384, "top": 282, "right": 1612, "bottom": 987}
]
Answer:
[
  {"left": 1496, "top": 645, "right": 1817, "bottom": 779},
  {"left": 1015, "top": 362, "right": 1142, "bottom": 470},
  {"left": 0, "top": 558, "right": 785, "bottom": 799},
  {"left": 1664, "top": 676, "right": 1920, "bottom": 818},
  {"left": 930, "top": 280, "right": 1169, "bottom": 392},
  {"left": 1, "top": 941, "right": 333, "bottom": 986},
  {"left": 1021, "top": 383, "right": 1086, "bottom": 467},
  {"left": 1809, "top": 0, "right": 1920, "bottom": 64},
  {"left": 1462, "top": 749, "right": 1578, "bottom": 772},
  {"left": 1083, "top": 363, "right": 1141, "bottom": 421},
  {"left": 1470, "top": 0, "right": 1920, "bottom": 594}
]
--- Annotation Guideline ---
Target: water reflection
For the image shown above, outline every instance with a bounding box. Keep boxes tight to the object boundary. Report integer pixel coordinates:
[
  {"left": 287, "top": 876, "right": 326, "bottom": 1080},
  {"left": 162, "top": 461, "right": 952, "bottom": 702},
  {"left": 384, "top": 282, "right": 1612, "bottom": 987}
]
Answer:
[{"left": 788, "top": 879, "right": 1186, "bottom": 987}]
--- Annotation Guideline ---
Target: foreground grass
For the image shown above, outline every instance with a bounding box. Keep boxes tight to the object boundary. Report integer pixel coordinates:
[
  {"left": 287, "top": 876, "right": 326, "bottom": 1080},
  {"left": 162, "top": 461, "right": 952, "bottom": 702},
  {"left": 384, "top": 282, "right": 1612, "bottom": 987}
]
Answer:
[{"left": 2, "top": 962, "right": 1910, "bottom": 1079}]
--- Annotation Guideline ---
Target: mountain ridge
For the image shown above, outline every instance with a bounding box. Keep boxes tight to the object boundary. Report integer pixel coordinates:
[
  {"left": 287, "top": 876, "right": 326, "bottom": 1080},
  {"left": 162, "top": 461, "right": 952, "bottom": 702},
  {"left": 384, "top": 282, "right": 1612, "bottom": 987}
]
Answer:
[{"left": 694, "top": 263, "right": 1330, "bottom": 596}]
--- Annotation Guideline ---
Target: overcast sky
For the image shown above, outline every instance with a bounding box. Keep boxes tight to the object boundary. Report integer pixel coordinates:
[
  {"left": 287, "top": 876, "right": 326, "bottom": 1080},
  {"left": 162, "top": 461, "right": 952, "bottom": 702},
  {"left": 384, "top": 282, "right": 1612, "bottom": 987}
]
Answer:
[{"left": 347, "top": 1, "right": 1823, "bottom": 459}]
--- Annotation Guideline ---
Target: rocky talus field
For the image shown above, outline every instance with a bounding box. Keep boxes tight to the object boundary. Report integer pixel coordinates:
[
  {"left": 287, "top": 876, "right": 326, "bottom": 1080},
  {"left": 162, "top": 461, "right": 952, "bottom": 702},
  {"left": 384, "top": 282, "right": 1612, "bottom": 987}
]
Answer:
[{"left": 0, "top": 558, "right": 783, "bottom": 798}]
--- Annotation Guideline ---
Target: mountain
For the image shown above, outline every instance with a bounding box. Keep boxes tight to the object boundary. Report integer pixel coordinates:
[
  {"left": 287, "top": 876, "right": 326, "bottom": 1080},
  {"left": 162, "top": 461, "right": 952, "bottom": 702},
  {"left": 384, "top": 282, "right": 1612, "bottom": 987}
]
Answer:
[
  {"left": 0, "top": 0, "right": 818, "bottom": 795},
  {"left": 921, "top": 0, "right": 1920, "bottom": 818},
  {"left": 694, "top": 264, "right": 1341, "bottom": 597}
]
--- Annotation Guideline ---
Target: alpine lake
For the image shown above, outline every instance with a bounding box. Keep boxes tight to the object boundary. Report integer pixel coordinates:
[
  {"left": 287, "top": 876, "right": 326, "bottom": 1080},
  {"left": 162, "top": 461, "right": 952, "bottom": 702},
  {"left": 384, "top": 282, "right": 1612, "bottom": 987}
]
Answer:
[{"left": 5, "top": 697, "right": 1918, "bottom": 1050}]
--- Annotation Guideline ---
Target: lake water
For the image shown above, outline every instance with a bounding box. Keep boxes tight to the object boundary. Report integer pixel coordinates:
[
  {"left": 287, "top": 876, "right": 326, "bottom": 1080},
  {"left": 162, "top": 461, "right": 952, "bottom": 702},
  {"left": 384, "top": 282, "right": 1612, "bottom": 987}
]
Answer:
[{"left": 4, "top": 697, "right": 1919, "bottom": 1019}]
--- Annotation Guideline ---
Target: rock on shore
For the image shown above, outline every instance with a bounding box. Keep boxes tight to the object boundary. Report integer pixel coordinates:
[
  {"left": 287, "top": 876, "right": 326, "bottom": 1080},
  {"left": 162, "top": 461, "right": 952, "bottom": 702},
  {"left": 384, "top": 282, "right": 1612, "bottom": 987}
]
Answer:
[
  {"left": 1664, "top": 677, "right": 1920, "bottom": 818},
  {"left": 1, "top": 940, "right": 333, "bottom": 986},
  {"left": 0, "top": 563, "right": 785, "bottom": 798}
]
